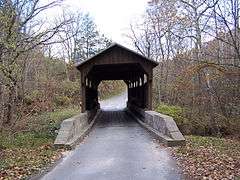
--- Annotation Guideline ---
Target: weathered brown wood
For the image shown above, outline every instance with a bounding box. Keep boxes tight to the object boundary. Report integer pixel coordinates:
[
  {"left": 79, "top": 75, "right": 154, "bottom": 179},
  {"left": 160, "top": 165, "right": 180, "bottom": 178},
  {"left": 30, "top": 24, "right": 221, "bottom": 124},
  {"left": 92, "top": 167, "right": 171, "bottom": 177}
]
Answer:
[
  {"left": 147, "top": 71, "right": 153, "bottom": 110},
  {"left": 81, "top": 74, "right": 86, "bottom": 112},
  {"left": 76, "top": 43, "right": 158, "bottom": 112}
]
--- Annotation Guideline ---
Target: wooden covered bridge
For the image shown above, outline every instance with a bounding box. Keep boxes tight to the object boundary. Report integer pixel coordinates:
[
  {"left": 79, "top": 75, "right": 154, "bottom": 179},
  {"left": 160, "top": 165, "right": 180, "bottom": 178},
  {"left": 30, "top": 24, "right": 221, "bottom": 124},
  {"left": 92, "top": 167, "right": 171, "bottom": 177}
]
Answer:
[
  {"left": 54, "top": 43, "right": 185, "bottom": 149},
  {"left": 48, "top": 43, "right": 185, "bottom": 178},
  {"left": 76, "top": 43, "right": 158, "bottom": 113}
]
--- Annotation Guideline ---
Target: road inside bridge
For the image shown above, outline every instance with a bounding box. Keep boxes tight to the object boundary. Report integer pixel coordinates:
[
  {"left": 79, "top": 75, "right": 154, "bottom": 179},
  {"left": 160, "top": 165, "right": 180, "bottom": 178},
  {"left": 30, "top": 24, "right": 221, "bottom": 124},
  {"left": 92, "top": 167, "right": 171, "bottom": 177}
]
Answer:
[{"left": 41, "top": 92, "right": 181, "bottom": 180}]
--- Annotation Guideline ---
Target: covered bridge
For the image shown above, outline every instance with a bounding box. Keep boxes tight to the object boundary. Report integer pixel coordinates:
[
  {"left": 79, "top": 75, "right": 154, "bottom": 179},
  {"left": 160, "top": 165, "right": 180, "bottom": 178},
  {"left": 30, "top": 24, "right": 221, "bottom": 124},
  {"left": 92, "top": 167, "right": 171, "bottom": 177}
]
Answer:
[
  {"left": 76, "top": 43, "right": 158, "bottom": 113},
  {"left": 54, "top": 44, "right": 185, "bottom": 147}
]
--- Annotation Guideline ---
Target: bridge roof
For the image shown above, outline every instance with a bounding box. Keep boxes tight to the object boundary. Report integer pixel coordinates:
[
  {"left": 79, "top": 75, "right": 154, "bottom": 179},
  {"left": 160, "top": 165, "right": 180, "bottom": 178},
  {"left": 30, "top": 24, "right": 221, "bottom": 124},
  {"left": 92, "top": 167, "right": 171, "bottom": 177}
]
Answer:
[{"left": 76, "top": 43, "right": 158, "bottom": 69}]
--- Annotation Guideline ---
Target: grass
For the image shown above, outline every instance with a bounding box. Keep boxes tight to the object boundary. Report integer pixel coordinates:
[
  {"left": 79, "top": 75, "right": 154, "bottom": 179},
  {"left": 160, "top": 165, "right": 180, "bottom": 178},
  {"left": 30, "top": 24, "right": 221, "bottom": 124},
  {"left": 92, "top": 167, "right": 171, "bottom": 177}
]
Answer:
[
  {"left": 181, "top": 135, "right": 240, "bottom": 156},
  {"left": 0, "top": 107, "right": 80, "bottom": 179}
]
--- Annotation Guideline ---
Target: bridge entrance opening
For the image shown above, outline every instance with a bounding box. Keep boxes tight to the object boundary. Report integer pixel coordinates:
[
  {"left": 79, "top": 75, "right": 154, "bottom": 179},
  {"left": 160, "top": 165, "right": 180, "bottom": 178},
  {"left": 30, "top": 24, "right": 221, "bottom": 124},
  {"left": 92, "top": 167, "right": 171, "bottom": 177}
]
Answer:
[
  {"left": 98, "top": 80, "right": 127, "bottom": 110},
  {"left": 76, "top": 43, "right": 158, "bottom": 115}
]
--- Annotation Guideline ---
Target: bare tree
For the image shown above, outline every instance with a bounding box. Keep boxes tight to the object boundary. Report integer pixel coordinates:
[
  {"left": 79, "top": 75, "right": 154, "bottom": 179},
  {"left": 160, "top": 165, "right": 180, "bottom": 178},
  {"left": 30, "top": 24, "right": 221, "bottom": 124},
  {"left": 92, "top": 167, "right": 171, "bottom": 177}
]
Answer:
[
  {"left": 0, "top": 0, "right": 68, "bottom": 125},
  {"left": 127, "top": 0, "right": 240, "bottom": 135},
  {"left": 206, "top": 0, "right": 240, "bottom": 67}
]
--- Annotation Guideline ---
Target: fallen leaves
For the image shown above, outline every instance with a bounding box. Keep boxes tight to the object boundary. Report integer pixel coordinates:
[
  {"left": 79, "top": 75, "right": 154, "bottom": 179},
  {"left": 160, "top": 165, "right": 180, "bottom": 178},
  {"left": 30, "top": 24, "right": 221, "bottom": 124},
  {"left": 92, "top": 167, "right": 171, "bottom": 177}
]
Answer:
[
  {"left": 0, "top": 144, "right": 65, "bottom": 180},
  {"left": 170, "top": 136, "right": 240, "bottom": 179}
]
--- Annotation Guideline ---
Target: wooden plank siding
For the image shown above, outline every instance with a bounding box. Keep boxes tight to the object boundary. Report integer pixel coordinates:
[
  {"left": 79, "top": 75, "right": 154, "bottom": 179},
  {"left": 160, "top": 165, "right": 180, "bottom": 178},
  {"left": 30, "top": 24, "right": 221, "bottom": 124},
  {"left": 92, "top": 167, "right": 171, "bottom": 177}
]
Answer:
[{"left": 76, "top": 43, "right": 158, "bottom": 113}]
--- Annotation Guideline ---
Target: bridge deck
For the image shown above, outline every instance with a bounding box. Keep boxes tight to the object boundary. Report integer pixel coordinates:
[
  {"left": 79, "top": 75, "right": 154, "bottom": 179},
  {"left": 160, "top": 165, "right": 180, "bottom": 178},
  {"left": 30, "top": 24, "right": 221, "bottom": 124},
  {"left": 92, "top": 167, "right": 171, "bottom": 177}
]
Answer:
[{"left": 41, "top": 110, "right": 181, "bottom": 180}]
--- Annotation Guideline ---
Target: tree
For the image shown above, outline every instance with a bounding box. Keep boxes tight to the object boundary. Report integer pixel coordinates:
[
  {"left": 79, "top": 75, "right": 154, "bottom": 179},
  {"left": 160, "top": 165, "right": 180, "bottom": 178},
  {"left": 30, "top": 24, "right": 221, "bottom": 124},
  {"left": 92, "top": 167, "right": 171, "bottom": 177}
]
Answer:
[
  {"left": 74, "top": 14, "right": 112, "bottom": 62},
  {"left": 127, "top": 0, "right": 240, "bottom": 135},
  {"left": 0, "top": 0, "right": 68, "bottom": 125},
  {"left": 128, "top": 0, "right": 185, "bottom": 102},
  {"left": 208, "top": 0, "right": 240, "bottom": 67}
]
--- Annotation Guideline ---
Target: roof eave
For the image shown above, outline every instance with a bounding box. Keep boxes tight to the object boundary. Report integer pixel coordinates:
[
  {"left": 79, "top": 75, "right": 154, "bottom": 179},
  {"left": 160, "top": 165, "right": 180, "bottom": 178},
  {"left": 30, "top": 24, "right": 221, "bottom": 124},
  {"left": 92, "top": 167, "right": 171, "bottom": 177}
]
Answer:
[{"left": 75, "top": 43, "right": 159, "bottom": 69}]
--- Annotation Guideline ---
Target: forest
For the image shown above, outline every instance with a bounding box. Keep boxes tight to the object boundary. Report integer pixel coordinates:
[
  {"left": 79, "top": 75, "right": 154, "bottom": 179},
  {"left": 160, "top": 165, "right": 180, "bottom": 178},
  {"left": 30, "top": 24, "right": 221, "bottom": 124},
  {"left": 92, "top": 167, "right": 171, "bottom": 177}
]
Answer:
[
  {"left": 127, "top": 1, "right": 240, "bottom": 178},
  {"left": 128, "top": 0, "right": 240, "bottom": 136},
  {"left": 0, "top": 0, "right": 239, "bottom": 179}
]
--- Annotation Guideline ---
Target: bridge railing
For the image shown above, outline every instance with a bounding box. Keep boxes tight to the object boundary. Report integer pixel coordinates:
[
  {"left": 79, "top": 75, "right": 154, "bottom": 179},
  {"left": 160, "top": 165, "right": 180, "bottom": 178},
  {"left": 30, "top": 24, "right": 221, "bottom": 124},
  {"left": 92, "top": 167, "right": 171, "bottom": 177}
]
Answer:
[{"left": 127, "top": 103, "right": 185, "bottom": 146}]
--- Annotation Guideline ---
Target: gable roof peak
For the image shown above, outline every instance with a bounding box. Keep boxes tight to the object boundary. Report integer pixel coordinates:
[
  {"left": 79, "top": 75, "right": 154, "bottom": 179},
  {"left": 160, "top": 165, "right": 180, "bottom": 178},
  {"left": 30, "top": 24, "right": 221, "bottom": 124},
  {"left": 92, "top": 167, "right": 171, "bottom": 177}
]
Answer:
[{"left": 75, "top": 42, "right": 158, "bottom": 68}]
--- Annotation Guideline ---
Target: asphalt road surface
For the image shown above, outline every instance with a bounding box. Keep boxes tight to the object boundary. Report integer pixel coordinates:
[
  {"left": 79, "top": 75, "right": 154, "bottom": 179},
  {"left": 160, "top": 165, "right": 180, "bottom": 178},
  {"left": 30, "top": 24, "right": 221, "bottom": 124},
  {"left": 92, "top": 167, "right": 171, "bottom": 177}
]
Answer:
[
  {"left": 99, "top": 90, "right": 128, "bottom": 110},
  {"left": 41, "top": 92, "right": 181, "bottom": 180}
]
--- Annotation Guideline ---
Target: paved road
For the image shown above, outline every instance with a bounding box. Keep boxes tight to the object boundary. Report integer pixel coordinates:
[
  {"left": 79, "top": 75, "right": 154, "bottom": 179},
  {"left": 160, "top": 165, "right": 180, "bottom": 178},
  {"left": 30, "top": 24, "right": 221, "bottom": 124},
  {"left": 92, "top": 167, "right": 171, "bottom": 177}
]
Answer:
[
  {"left": 41, "top": 93, "right": 181, "bottom": 180},
  {"left": 99, "top": 90, "right": 127, "bottom": 110}
]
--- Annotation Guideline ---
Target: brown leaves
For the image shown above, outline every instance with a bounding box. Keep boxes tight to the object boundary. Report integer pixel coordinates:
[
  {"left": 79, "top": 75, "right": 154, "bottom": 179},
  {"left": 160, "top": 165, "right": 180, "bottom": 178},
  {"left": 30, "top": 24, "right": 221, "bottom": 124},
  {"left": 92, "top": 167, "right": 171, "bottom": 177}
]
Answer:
[
  {"left": 170, "top": 136, "right": 240, "bottom": 179},
  {"left": 0, "top": 144, "right": 64, "bottom": 180}
]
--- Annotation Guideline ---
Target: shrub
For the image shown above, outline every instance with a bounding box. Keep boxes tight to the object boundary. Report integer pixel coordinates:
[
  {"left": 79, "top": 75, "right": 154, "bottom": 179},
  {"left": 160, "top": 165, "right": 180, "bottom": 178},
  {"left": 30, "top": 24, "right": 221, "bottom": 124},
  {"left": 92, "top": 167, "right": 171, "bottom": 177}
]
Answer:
[
  {"left": 24, "top": 90, "right": 43, "bottom": 105},
  {"left": 43, "top": 108, "right": 80, "bottom": 137},
  {"left": 53, "top": 95, "right": 71, "bottom": 107},
  {"left": 156, "top": 104, "right": 186, "bottom": 123},
  {"left": 216, "top": 115, "right": 240, "bottom": 137},
  {"left": 156, "top": 103, "right": 193, "bottom": 134},
  {"left": 59, "top": 80, "right": 80, "bottom": 98},
  {"left": 155, "top": 103, "right": 240, "bottom": 136}
]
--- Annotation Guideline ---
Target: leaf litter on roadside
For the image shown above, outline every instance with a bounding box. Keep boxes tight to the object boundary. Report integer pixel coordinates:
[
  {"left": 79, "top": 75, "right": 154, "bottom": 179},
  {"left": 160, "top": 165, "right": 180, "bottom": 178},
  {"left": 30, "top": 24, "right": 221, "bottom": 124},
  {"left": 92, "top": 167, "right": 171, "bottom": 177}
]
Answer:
[{"left": 169, "top": 136, "right": 240, "bottom": 179}]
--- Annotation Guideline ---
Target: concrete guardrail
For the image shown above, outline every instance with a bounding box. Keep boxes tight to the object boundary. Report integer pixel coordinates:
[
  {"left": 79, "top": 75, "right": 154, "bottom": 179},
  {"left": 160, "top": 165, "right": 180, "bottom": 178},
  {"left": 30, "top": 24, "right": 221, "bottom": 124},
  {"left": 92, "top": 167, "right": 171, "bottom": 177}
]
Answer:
[{"left": 54, "top": 110, "right": 101, "bottom": 148}]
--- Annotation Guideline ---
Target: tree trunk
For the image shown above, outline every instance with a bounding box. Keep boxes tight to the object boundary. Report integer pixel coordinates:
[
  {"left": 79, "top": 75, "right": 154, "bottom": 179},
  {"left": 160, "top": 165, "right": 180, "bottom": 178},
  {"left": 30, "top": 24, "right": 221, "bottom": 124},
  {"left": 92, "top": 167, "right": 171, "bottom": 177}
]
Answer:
[{"left": 3, "top": 86, "right": 15, "bottom": 125}]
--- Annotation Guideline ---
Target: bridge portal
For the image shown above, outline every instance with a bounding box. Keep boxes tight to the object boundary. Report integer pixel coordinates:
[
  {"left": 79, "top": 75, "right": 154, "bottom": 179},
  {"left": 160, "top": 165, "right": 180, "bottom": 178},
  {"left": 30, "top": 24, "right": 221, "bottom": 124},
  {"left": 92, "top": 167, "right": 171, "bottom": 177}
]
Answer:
[
  {"left": 54, "top": 45, "right": 185, "bottom": 148},
  {"left": 76, "top": 43, "right": 158, "bottom": 114}
]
